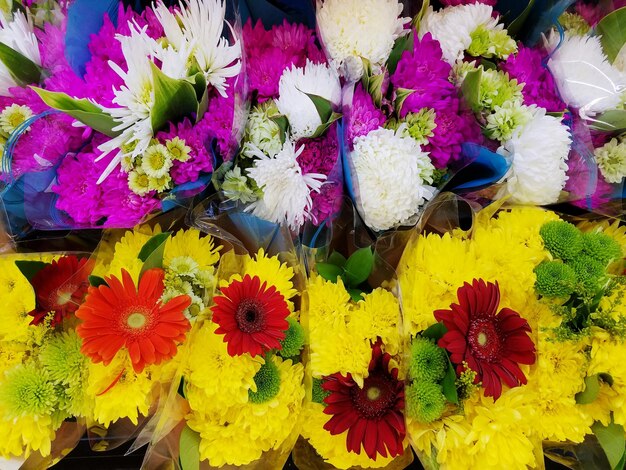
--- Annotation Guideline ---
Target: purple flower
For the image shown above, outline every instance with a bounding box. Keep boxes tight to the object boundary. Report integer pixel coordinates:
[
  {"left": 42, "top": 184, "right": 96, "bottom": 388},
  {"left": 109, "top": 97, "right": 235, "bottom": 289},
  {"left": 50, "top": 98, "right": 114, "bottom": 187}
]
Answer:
[
  {"left": 574, "top": 2, "right": 603, "bottom": 26},
  {"left": 391, "top": 33, "right": 456, "bottom": 116},
  {"left": 310, "top": 180, "right": 343, "bottom": 225},
  {"left": 500, "top": 45, "right": 566, "bottom": 113},
  {"left": 347, "top": 84, "right": 386, "bottom": 144},
  {"left": 296, "top": 124, "right": 340, "bottom": 176}
]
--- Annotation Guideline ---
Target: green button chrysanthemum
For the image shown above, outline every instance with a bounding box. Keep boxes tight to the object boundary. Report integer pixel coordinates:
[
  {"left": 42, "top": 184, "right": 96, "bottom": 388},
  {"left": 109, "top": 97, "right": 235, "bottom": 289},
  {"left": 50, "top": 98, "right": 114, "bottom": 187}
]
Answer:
[
  {"left": 312, "top": 377, "right": 330, "bottom": 405},
  {"left": 406, "top": 382, "right": 447, "bottom": 423},
  {"left": 568, "top": 255, "right": 606, "bottom": 293},
  {"left": 582, "top": 232, "right": 623, "bottom": 266},
  {"left": 279, "top": 317, "right": 305, "bottom": 359},
  {"left": 540, "top": 220, "right": 583, "bottom": 260},
  {"left": 0, "top": 364, "right": 58, "bottom": 418},
  {"left": 248, "top": 358, "right": 281, "bottom": 404},
  {"left": 408, "top": 337, "right": 447, "bottom": 383},
  {"left": 534, "top": 261, "right": 576, "bottom": 298}
]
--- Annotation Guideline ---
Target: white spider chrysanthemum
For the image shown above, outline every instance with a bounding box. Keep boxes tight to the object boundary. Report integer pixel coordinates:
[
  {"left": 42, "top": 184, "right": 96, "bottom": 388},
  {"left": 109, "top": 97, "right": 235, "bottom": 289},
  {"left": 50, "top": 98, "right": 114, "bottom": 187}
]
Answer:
[
  {"left": 352, "top": 127, "right": 435, "bottom": 232},
  {"left": 419, "top": 4, "right": 500, "bottom": 64},
  {"left": 246, "top": 141, "right": 326, "bottom": 230},
  {"left": 316, "top": 0, "right": 409, "bottom": 81},
  {"left": 153, "top": 0, "right": 241, "bottom": 97},
  {"left": 498, "top": 108, "right": 572, "bottom": 205},
  {"left": 547, "top": 32, "right": 626, "bottom": 116},
  {"left": 0, "top": 11, "right": 41, "bottom": 96},
  {"left": 275, "top": 60, "right": 341, "bottom": 141}
]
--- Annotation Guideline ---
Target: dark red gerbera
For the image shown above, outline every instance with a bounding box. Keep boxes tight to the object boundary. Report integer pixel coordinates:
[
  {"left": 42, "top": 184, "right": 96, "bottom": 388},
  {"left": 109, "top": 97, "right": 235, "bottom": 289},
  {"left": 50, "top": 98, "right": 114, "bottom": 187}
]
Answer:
[
  {"left": 434, "top": 279, "right": 536, "bottom": 400},
  {"left": 28, "top": 255, "right": 94, "bottom": 326},
  {"left": 322, "top": 343, "right": 405, "bottom": 460},
  {"left": 211, "top": 274, "right": 290, "bottom": 357}
]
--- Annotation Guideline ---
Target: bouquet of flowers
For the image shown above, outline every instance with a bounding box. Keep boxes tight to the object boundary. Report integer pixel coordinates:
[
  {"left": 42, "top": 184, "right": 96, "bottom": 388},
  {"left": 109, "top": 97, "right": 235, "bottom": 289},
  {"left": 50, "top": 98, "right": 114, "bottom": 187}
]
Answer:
[
  {"left": 0, "top": 250, "right": 93, "bottom": 468},
  {"left": 545, "top": 1, "right": 626, "bottom": 209},
  {"left": 74, "top": 221, "right": 220, "bottom": 450},
  {"left": 1, "top": 0, "right": 245, "bottom": 234},
  {"left": 143, "top": 209, "right": 306, "bottom": 468},
  {"left": 397, "top": 202, "right": 626, "bottom": 469},
  {"left": 213, "top": 15, "right": 343, "bottom": 231}
]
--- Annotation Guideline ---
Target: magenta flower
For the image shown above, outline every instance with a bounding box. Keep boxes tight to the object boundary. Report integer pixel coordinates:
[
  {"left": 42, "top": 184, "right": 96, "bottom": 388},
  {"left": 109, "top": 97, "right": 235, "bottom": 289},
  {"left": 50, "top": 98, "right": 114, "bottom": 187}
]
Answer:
[{"left": 347, "top": 84, "right": 386, "bottom": 145}]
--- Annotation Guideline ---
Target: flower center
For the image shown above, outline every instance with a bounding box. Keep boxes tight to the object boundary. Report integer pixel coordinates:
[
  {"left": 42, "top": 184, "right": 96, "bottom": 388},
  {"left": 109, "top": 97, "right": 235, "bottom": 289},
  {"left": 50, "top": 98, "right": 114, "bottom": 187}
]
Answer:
[
  {"left": 468, "top": 318, "right": 502, "bottom": 362},
  {"left": 235, "top": 298, "right": 265, "bottom": 334},
  {"left": 56, "top": 291, "right": 73, "bottom": 306},
  {"left": 47, "top": 284, "right": 78, "bottom": 310},
  {"left": 350, "top": 372, "right": 397, "bottom": 420},
  {"left": 127, "top": 312, "right": 147, "bottom": 329}
]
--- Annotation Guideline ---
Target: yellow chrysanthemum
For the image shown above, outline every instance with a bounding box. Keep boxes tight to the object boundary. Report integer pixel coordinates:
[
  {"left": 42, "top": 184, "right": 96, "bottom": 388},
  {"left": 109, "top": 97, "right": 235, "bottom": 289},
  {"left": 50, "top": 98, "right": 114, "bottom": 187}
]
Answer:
[
  {"left": 596, "top": 281, "right": 626, "bottom": 322},
  {"left": 0, "top": 256, "right": 39, "bottom": 344},
  {"left": 578, "top": 218, "right": 626, "bottom": 257},
  {"left": 164, "top": 229, "right": 220, "bottom": 269},
  {"left": 533, "top": 333, "right": 587, "bottom": 399},
  {"left": 531, "top": 396, "right": 592, "bottom": 443},
  {"left": 351, "top": 287, "right": 401, "bottom": 355},
  {"left": 298, "top": 401, "right": 399, "bottom": 469},
  {"left": 580, "top": 381, "right": 617, "bottom": 427},
  {"left": 184, "top": 321, "right": 262, "bottom": 414},
  {"left": 102, "top": 226, "right": 161, "bottom": 282},
  {"left": 0, "top": 345, "right": 26, "bottom": 376},
  {"left": 85, "top": 353, "right": 154, "bottom": 427},
  {"left": 0, "top": 411, "right": 55, "bottom": 459},
  {"left": 305, "top": 275, "right": 352, "bottom": 331},
  {"left": 240, "top": 249, "right": 297, "bottom": 301}
]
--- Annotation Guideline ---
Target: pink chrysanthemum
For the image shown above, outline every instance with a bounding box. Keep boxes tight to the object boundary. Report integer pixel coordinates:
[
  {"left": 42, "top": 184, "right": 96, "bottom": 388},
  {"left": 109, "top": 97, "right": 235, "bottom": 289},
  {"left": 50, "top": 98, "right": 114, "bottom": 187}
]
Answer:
[
  {"left": 500, "top": 45, "right": 566, "bottom": 113},
  {"left": 574, "top": 2, "right": 603, "bottom": 26},
  {"left": 347, "top": 84, "right": 386, "bottom": 144}
]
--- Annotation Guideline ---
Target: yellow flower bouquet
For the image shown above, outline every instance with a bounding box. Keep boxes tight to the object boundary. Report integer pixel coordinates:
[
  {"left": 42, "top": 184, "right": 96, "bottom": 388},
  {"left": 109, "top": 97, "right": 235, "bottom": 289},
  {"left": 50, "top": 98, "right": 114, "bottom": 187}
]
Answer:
[{"left": 397, "top": 202, "right": 626, "bottom": 470}]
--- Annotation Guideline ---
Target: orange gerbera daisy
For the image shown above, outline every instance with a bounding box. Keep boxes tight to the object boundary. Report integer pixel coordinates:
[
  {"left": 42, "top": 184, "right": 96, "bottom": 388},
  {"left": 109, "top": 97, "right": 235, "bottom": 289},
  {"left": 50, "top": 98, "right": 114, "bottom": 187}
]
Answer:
[{"left": 76, "top": 268, "right": 191, "bottom": 373}]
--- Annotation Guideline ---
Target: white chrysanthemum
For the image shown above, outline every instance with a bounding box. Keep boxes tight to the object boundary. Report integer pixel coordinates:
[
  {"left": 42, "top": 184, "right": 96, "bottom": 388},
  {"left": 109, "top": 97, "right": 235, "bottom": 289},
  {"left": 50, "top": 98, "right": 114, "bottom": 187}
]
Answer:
[
  {"left": 0, "top": 11, "right": 41, "bottom": 96},
  {"left": 547, "top": 32, "right": 626, "bottom": 116},
  {"left": 594, "top": 137, "right": 626, "bottom": 184},
  {"left": 153, "top": 0, "right": 241, "bottom": 97},
  {"left": 275, "top": 60, "right": 341, "bottom": 141},
  {"left": 246, "top": 141, "right": 326, "bottom": 229},
  {"left": 419, "top": 4, "right": 500, "bottom": 64},
  {"left": 498, "top": 108, "right": 571, "bottom": 205},
  {"left": 316, "top": 0, "right": 409, "bottom": 81},
  {"left": 352, "top": 127, "right": 435, "bottom": 232},
  {"left": 242, "top": 102, "right": 282, "bottom": 158}
]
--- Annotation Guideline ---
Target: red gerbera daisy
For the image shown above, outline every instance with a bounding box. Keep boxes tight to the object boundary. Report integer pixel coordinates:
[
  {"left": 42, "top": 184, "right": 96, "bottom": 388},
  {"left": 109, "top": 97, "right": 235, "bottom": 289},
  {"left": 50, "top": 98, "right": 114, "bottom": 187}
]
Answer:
[
  {"left": 434, "top": 279, "right": 536, "bottom": 400},
  {"left": 322, "top": 343, "right": 406, "bottom": 460},
  {"left": 211, "top": 274, "right": 290, "bottom": 357},
  {"left": 76, "top": 268, "right": 191, "bottom": 373},
  {"left": 28, "top": 255, "right": 94, "bottom": 326}
]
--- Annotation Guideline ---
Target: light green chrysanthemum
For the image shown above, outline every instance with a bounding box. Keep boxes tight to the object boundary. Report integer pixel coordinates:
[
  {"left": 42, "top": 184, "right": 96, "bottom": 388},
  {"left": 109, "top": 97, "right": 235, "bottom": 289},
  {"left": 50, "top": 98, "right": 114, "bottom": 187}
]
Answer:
[
  {"left": 279, "top": 317, "right": 305, "bottom": 359},
  {"left": 405, "top": 382, "right": 447, "bottom": 423},
  {"left": 540, "top": 220, "right": 583, "bottom": 260},
  {"left": 387, "top": 108, "right": 437, "bottom": 146},
  {"left": 39, "top": 330, "right": 87, "bottom": 387},
  {"left": 479, "top": 68, "right": 524, "bottom": 113},
  {"left": 0, "top": 104, "right": 33, "bottom": 135},
  {"left": 582, "top": 232, "right": 623, "bottom": 266},
  {"left": 559, "top": 12, "right": 591, "bottom": 36},
  {"left": 534, "top": 261, "right": 576, "bottom": 298},
  {"left": 248, "top": 359, "right": 281, "bottom": 404},
  {"left": 594, "top": 138, "right": 626, "bottom": 184},
  {"left": 312, "top": 378, "right": 329, "bottom": 405},
  {"left": 166, "top": 137, "right": 192, "bottom": 162},
  {"left": 222, "top": 167, "right": 259, "bottom": 204},
  {"left": 0, "top": 364, "right": 57, "bottom": 418},
  {"left": 242, "top": 101, "right": 282, "bottom": 158},
  {"left": 142, "top": 143, "right": 173, "bottom": 178},
  {"left": 484, "top": 101, "right": 532, "bottom": 142},
  {"left": 169, "top": 256, "right": 200, "bottom": 277},
  {"left": 408, "top": 337, "right": 447, "bottom": 383},
  {"left": 468, "top": 24, "right": 517, "bottom": 59},
  {"left": 128, "top": 169, "right": 151, "bottom": 196},
  {"left": 568, "top": 255, "right": 606, "bottom": 293}
]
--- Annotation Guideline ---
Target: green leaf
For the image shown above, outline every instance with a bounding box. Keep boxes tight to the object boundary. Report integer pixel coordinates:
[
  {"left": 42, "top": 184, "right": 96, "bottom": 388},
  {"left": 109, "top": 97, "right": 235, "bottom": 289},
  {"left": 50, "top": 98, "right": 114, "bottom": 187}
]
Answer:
[
  {"left": 421, "top": 322, "right": 447, "bottom": 342},
  {"left": 309, "top": 111, "right": 341, "bottom": 139},
  {"left": 576, "top": 374, "right": 600, "bottom": 404},
  {"left": 387, "top": 32, "right": 414, "bottom": 76},
  {"left": 367, "top": 73, "right": 385, "bottom": 108},
  {"left": 343, "top": 247, "right": 374, "bottom": 287},
  {"left": 270, "top": 114, "right": 289, "bottom": 144},
  {"left": 441, "top": 358, "right": 459, "bottom": 405},
  {"left": 189, "top": 72, "right": 209, "bottom": 122},
  {"left": 461, "top": 67, "right": 482, "bottom": 113},
  {"left": 316, "top": 262, "right": 344, "bottom": 282},
  {"left": 480, "top": 58, "right": 497, "bottom": 70},
  {"left": 88, "top": 275, "right": 108, "bottom": 288},
  {"left": 14, "top": 260, "right": 46, "bottom": 283},
  {"left": 0, "top": 42, "right": 42, "bottom": 86},
  {"left": 138, "top": 232, "right": 171, "bottom": 278},
  {"left": 178, "top": 425, "right": 201, "bottom": 470},
  {"left": 411, "top": 0, "right": 430, "bottom": 30},
  {"left": 327, "top": 251, "right": 347, "bottom": 268},
  {"left": 592, "top": 421, "right": 626, "bottom": 469},
  {"left": 347, "top": 288, "right": 364, "bottom": 302},
  {"left": 151, "top": 62, "right": 198, "bottom": 133},
  {"left": 506, "top": 0, "right": 535, "bottom": 37},
  {"left": 304, "top": 92, "right": 333, "bottom": 124},
  {"left": 587, "top": 110, "right": 626, "bottom": 133},
  {"left": 31, "top": 88, "right": 120, "bottom": 137},
  {"left": 596, "top": 7, "right": 626, "bottom": 63},
  {"left": 394, "top": 87, "right": 415, "bottom": 116}
]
